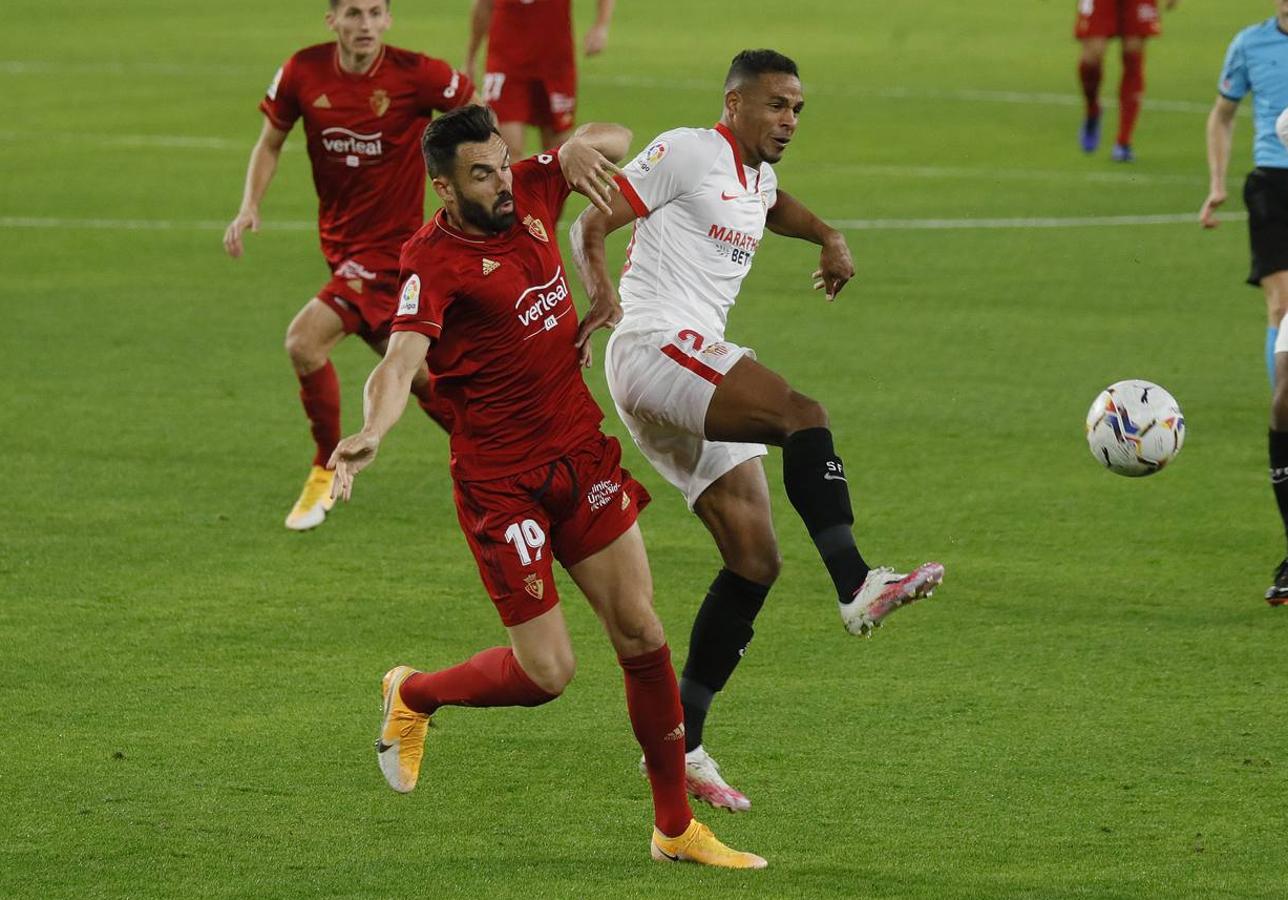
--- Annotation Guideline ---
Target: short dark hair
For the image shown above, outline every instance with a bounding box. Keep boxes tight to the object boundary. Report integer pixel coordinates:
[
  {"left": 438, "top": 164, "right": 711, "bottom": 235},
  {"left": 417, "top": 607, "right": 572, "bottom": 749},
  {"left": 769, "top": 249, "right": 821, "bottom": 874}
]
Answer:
[
  {"left": 724, "top": 49, "right": 799, "bottom": 91},
  {"left": 421, "top": 105, "right": 501, "bottom": 177},
  {"left": 330, "top": 1, "right": 390, "bottom": 9}
]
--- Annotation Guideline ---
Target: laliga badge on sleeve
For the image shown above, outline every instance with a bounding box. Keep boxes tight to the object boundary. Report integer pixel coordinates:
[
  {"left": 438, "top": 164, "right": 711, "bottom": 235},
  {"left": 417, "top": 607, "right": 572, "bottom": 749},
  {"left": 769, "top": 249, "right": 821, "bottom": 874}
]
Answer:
[{"left": 397, "top": 274, "right": 421, "bottom": 316}]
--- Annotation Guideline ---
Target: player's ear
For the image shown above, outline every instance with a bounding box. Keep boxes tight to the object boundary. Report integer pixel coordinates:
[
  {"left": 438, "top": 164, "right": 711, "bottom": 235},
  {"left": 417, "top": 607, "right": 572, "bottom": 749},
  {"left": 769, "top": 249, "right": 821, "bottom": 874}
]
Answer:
[
  {"left": 724, "top": 88, "right": 741, "bottom": 119},
  {"left": 430, "top": 176, "right": 453, "bottom": 205}
]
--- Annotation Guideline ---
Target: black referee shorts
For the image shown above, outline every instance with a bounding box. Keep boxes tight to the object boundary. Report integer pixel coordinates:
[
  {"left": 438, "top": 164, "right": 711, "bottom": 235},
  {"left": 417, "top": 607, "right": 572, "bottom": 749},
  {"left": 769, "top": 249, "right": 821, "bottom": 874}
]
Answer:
[{"left": 1243, "top": 166, "right": 1288, "bottom": 286}]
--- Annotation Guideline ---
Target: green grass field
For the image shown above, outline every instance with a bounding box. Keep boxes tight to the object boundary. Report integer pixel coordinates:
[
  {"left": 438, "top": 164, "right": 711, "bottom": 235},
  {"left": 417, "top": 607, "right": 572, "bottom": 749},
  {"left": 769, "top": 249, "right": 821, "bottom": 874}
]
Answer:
[{"left": 4, "top": 1, "right": 1288, "bottom": 897}]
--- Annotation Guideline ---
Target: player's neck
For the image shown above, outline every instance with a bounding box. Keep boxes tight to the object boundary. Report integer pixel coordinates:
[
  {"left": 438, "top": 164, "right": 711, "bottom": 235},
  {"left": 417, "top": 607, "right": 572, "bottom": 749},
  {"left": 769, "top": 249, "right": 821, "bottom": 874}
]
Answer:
[
  {"left": 1279, "top": 14, "right": 1288, "bottom": 35},
  {"left": 336, "top": 43, "right": 381, "bottom": 75},
  {"left": 719, "top": 118, "right": 763, "bottom": 168}
]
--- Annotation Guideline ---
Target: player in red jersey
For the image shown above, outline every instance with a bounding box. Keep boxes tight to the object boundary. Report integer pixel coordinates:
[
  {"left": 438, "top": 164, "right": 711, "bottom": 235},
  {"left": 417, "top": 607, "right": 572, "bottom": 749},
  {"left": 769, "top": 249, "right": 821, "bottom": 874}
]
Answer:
[
  {"left": 1074, "top": 0, "right": 1179, "bottom": 161},
  {"left": 328, "top": 105, "right": 765, "bottom": 869},
  {"left": 465, "top": 0, "right": 616, "bottom": 160},
  {"left": 223, "top": 0, "right": 474, "bottom": 531}
]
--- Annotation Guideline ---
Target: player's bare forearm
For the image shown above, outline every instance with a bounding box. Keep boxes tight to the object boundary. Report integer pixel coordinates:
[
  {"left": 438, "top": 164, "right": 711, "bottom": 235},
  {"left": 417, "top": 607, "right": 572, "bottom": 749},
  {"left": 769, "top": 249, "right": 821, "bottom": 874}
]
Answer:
[
  {"left": 594, "top": 0, "right": 616, "bottom": 27},
  {"left": 766, "top": 190, "right": 841, "bottom": 246},
  {"left": 569, "top": 122, "right": 632, "bottom": 163},
  {"left": 1205, "top": 99, "right": 1237, "bottom": 191},
  {"left": 224, "top": 121, "right": 287, "bottom": 257},
  {"left": 571, "top": 197, "right": 636, "bottom": 364},
  {"left": 466, "top": 0, "right": 492, "bottom": 73},
  {"left": 767, "top": 190, "right": 855, "bottom": 300},
  {"left": 361, "top": 332, "right": 431, "bottom": 441},
  {"left": 1201, "top": 97, "right": 1238, "bottom": 228}
]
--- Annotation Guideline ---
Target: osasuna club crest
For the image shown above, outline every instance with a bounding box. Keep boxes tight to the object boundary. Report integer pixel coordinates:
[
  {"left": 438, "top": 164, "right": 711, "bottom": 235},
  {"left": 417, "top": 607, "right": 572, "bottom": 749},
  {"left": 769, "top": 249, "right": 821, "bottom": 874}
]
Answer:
[
  {"left": 523, "top": 214, "right": 548, "bottom": 243},
  {"left": 369, "top": 89, "right": 390, "bottom": 117},
  {"left": 524, "top": 573, "right": 544, "bottom": 600}
]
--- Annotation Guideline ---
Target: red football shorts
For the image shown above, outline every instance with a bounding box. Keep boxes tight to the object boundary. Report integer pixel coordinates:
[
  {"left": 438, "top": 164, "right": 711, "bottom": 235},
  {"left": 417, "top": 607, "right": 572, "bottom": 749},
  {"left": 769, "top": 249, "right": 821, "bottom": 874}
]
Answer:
[
  {"left": 483, "top": 68, "right": 577, "bottom": 134},
  {"left": 316, "top": 254, "right": 401, "bottom": 344},
  {"left": 1074, "top": 0, "right": 1161, "bottom": 39},
  {"left": 452, "top": 432, "right": 651, "bottom": 627}
]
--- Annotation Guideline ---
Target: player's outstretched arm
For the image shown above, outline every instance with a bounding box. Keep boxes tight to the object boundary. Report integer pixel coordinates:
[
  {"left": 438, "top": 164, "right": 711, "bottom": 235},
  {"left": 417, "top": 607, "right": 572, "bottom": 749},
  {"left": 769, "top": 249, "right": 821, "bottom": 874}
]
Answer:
[
  {"left": 570, "top": 190, "right": 639, "bottom": 367},
  {"left": 1200, "top": 96, "right": 1239, "bottom": 229},
  {"left": 766, "top": 190, "right": 855, "bottom": 300},
  {"left": 558, "top": 123, "right": 630, "bottom": 213},
  {"left": 465, "top": 0, "right": 493, "bottom": 86},
  {"left": 223, "top": 120, "right": 288, "bottom": 258},
  {"left": 583, "top": 0, "right": 616, "bottom": 56},
  {"left": 329, "top": 331, "right": 431, "bottom": 501}
]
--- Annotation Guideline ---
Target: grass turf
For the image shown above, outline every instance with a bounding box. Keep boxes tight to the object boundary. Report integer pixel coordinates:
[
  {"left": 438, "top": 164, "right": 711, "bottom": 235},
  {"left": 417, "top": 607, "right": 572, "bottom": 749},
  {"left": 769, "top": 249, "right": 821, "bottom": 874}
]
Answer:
[{"left": 2, "top": 1, "right": 1287, "bottom": 897}]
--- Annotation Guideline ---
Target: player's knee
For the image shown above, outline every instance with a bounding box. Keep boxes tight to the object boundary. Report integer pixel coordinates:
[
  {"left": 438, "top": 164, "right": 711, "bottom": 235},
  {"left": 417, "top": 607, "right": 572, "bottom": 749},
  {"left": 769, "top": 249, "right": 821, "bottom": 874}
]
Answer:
[
  {"left": 284, "top": 326, "right": 325, "bottom": 373},
  {"left": 524, "top": 650, "right": 576, "bottom": 696},
  {"left": 783, "top": 392, "right": 829, "bottom": 434},
  {"left": 612, "top": 604, "right": 666, "bottom": 655},
  {"left": 723, "top": 543, "right": 781, "bottom": 586}
]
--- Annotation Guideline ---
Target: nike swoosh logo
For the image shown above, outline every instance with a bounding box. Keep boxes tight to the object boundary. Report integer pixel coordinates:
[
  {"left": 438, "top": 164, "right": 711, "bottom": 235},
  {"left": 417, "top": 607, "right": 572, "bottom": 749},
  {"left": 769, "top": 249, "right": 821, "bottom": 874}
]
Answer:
[
  {"left": 720, "top": 191, "right": 740, "bottom": 200},
  {"left": 375, "top": 740, "right": 393, "bottom": 754},
  {"left": 823, "top": 472, "right": 848, "bottom": 482},
  {"left": 655, "top": 844, "right": 680, "bottom": 861}
]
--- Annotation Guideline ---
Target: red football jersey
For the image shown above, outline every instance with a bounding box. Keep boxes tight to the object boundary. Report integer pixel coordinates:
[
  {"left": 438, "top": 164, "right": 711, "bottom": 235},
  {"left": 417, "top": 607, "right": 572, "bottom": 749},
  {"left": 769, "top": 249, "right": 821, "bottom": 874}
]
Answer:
[
  {"left": 259, "top": 43, "right": 472, "bottom": 267},
  {"left": 487, "top": 0, "right": 574, "bottom": 79},
  {"left": 392, "top": 150, "right": 603, "bottom": 481}
]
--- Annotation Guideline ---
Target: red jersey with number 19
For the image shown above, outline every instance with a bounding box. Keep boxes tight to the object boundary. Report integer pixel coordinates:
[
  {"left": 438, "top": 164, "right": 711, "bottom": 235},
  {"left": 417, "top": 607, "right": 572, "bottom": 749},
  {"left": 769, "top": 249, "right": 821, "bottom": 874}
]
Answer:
[
  {"left": 259, "top": 43, "right": 472, "bottom": 268},
  {"left": 392, "top": 150, "right": 603, "bottom": 481}
]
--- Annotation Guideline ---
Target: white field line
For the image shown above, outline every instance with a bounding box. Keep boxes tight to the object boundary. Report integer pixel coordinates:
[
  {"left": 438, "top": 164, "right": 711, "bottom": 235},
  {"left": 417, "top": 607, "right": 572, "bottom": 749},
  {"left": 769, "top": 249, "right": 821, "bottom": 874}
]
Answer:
[
  {"left": 0, "top": 212, "right": 1244, "bottom": 233},
  {"left": 0, "top": 217, "right": 314, "bottom": 232},
  {"left": 0, "top": 59, "right": 1230, "bottom": 116},
  {"left": 0, "top": 129, "right": 1205, "bottom": 188},
  {"left": 832, "top": 212, "right": 1246, "bottom": 230}
]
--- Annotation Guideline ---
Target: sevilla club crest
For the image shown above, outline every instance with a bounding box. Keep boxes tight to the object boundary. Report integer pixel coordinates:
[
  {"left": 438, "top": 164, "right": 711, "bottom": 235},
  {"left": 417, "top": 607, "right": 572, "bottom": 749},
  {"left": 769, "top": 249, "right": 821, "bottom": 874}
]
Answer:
[
  {"left": 369, "top": 89, "right": 390, "bottom": 117},
  {"left": 523, "top": 214, "right": 548, "bottom": 243}
]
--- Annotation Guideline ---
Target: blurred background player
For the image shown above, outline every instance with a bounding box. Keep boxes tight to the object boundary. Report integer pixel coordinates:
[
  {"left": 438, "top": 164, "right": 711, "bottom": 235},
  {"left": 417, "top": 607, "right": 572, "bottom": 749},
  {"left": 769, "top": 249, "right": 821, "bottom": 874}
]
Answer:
[
  {"left": 223, "top": 0, "right": 473, "bottom": 531},
  {"left": 1198, "top": 1, "right": 1288, "bottom": 603},
  {"left": 465, "top": 0, "right": 616, "bottom": 159},
  {"left": 571, "top": 50, "right": 944, "bottom": 811},
  {"left": 329, "top": 105, "right": 764, "bottom": 869},
  {"left": 1075, "top": 0, "right": 1179, "bottom": 162}
]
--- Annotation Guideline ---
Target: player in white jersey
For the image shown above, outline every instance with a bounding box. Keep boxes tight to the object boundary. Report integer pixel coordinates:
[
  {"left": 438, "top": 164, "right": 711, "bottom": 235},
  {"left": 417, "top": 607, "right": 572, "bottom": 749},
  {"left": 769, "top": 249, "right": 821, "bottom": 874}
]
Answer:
[{"left": 570, "top": 50, "right": 944, "bottom": 812}]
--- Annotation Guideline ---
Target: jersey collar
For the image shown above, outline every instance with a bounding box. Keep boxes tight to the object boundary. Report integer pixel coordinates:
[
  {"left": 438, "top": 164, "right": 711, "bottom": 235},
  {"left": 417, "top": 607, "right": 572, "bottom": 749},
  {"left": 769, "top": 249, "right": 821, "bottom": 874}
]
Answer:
[
  {"left": 433, "top": 208, "right": 515, "bottom": 245},
  {"left": 714, "top": 122, "right": 748, "bottom": 189},
  {"left": 331, "top": 43, "right": 386, "bottom": 80},
  {"left": 713, "top": 121, "right": 763, "bottom": 193}
]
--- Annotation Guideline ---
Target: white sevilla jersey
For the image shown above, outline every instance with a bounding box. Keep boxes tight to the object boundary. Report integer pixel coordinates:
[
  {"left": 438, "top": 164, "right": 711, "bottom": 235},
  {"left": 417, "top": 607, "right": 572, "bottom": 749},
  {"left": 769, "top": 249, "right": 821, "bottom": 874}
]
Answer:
[{"left": 612, "top": 123, "right": 777, "bottom": 340}]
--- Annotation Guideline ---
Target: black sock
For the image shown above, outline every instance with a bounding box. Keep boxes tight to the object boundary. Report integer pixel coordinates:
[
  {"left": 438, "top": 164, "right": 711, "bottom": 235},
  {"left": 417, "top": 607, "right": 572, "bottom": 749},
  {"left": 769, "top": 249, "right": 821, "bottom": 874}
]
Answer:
[
  {"left": 782, "top": 427, "right": 870, "bottom": 601},
  {"left": 1270, "top": 429, "right": 1288, "bottom": 550},
  {"left": 680, "top": 569, "right": 769, "bottom": 752}
]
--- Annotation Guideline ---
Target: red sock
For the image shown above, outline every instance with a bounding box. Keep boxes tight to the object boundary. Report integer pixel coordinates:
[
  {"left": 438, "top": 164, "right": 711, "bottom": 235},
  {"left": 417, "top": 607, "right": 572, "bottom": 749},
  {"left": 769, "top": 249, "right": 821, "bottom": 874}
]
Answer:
[
  {"left": 297, "top": 362, "right": 341, "bottom": 467},
  {"left": 620, "top": 645, "right": 692, "bottom": 838},
  {"left": 410, "top": 379, "right": 452, "bottom": 434},
  {"left": 399, "top": 647, "right": 556, "bottom": 715},
  {"left": 1117, "top": 49, "right": 1144, "bottom": 146},
  {"left": 1078, "top": 59, "right": 1103, "bottom": 118}
]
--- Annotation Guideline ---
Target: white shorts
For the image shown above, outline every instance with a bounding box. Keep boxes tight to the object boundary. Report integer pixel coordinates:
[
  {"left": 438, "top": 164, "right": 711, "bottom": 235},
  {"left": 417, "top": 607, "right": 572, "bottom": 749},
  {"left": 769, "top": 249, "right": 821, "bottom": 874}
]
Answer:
[
  {"left": 604, "top": 324, "right": 768, "bottom": 510},
  {"left": 1277, "top": 311, "right": 1288, "bottom": 353}
]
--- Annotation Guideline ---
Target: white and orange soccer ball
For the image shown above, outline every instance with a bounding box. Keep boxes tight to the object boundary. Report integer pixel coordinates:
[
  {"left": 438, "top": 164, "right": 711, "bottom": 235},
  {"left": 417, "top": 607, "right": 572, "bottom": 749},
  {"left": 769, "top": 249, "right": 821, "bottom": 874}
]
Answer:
[{"left": 1085, "top": 380, "right": 1186, "bottom": 477}]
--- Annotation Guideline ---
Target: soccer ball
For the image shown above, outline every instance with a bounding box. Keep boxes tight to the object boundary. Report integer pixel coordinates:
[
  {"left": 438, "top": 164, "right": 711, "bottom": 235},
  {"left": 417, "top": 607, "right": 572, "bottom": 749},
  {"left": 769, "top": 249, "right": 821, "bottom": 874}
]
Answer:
[{"left": 1085, "top": 380, "right": 1186, "bottom": 477}]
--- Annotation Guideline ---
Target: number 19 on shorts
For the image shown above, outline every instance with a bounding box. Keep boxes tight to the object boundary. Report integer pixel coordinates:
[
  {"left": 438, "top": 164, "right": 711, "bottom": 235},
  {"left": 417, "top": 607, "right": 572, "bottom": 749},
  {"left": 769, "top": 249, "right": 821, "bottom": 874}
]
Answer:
[{"left": 504, "top": 518, "right": 547, "bottom": 565}]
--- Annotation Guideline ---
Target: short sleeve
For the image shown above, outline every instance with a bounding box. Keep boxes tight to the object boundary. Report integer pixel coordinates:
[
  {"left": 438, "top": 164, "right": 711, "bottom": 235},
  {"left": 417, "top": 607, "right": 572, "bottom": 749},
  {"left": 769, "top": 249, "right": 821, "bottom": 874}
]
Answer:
[
  {"left": 416, "top": 56, "right": 474, "bottom": 114},
  {"left": 761, "top": 166, "right": 779, "bottom": 211},
  {"left": 258, "top": 57, "right": 301, "bottom": 132},
  {"left": 391, "top": 252, "right": 452, "bottom": 340},
  {"left": 612, "top": 130, "right": 714, "bottom": 217},
  {"left": 1219, "top": 31, "right": 1249, "bottom": 102},
  {"left": 512, "top": 147, "right": 572, "bottom": 220}
]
